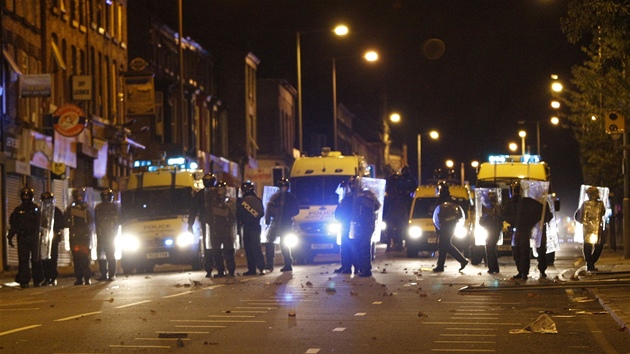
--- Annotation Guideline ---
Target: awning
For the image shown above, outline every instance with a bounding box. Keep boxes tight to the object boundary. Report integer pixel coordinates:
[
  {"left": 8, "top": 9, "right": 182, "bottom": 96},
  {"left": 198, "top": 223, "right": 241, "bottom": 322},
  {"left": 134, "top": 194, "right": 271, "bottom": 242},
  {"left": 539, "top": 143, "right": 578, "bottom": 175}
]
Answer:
[
  {"left": 51, "top": 41, "right": 67, "bottom": 70},
  {"left": 3, "top": 49, "right": 22, "bottom": 75}
]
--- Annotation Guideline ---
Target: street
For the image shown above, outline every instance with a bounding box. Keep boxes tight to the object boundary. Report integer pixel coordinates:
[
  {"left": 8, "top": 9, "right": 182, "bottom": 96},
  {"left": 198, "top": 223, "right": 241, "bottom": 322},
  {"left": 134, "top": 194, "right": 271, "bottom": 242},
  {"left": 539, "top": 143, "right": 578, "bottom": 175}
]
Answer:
[{"left": 1, "top": 243, "right": 629, "bottom": 353}]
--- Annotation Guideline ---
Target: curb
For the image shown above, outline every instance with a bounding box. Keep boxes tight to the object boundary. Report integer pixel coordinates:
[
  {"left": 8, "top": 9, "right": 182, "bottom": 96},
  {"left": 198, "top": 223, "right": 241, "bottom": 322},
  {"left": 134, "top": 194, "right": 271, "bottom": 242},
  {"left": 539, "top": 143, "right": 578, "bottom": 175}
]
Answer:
[{"left": 590, "top": 288, "right": 630, "bottom": 335}]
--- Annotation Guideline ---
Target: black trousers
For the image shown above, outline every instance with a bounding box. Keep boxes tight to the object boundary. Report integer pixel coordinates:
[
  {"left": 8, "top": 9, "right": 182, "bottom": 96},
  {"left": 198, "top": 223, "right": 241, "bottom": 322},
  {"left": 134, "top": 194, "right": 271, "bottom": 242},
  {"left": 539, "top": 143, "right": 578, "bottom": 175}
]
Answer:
[
  {"left": 97, "top": 240, "right": 117, "bottom": 279},
  {"left": 351, "top": 237, "right": 371, "bottom": 274},
  {"left": 263, "top": 243, "right": 275, "bottom": 269},
  {"left": 71, "top": 244, "right": 92, "bottom": 281},
  {"left": 16, "top": 235, "right": 44, "bottom": 285},
  {"left": 243, "top": 225, "right": 265, "bottom": 272},
  {"left": 42, "top": 240, "right": 60, "bottom": 281},
  {"left": 485, "top": 228, "right": 501, "bottom": 273},
  {"left": 512, "top": 230, "right": 531, "bottom": 276},
  {"left": 584, "top": 242, "right": 604, "bottom": 269},
  {"left": 339, "top": 231, "right": 356, "bottom": 271},
  {"left": 436, "top": 228, "right": 466, "bottom": 269}
]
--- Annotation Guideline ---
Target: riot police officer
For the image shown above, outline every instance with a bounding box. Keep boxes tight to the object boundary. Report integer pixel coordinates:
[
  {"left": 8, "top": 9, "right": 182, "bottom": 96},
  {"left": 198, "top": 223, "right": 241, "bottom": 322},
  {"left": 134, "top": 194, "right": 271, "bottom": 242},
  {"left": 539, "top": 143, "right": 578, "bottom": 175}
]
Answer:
[
  {"left": 188, "top": 173, "right": 217, "bottom": 278},
  {"left": 432, "top": 182, "right": 468, "bottom": 273},
  {"left": 237, "top": 181, "right": 266, "bottom": 275},
  {"left": 95, "top": 189, "right": 120, "bottom": 281},
  {"left": 40, "top": 192, "right": 65, "bottom": 286},
  {"left": 209, "top": 181, "right": 237, "bottom": 277},
  {"left": 8, "top": 187, "right": 44, "bottom": 288},
  {"left": 479, "top": 190, "right": 502, "bottom": 274},
  {"left": 265, "top": 178, "right": 299, "bottom": 272},
  {"left": 64, "top": 188, "right": 94, "bottom": 285},
  {"left": 575, "top": 186, "right": 607, "bottom": 271},
  {"left": 334, "top": 176, "right": 381, "bottom": 277}
]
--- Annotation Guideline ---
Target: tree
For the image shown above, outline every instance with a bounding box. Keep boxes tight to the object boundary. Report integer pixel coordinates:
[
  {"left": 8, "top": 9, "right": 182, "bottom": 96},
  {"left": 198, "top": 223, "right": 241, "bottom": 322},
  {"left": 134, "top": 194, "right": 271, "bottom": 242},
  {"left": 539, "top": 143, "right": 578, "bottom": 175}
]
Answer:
[{"left": 559, "top": 0, "right": 630, "bottom": 197}]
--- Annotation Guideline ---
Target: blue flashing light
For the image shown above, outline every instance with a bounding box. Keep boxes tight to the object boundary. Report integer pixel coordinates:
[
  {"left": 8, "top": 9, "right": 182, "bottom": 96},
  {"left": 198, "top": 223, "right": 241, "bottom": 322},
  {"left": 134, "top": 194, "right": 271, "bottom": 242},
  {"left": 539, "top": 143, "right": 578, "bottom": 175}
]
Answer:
[
  {"left": 164, "top": 238, "right": 174, "bottom": 246},
  {"left": 190, "top": 162, "right": 198, "bottom": 170},
  {"left": 167, "top": 157, "right": 186, "bottom": 166},
  {"left": 133, "top": 160, "right": 153, "bottom": 168},
  {"left": 488, "top": 154, "right": 541, "bottom": 163}
]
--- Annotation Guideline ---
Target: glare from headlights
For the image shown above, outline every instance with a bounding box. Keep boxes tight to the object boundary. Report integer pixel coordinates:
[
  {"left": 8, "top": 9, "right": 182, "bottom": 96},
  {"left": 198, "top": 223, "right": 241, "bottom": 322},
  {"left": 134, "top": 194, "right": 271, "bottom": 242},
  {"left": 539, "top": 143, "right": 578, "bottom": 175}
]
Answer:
[
  {"left": 454, "top": 221, "right": 468, "bottom": 239},
  {"left": 586, "top": 233, "right": 598, "bottom": 244},
  {"left": 380, "top": 221, "right": 387, "bottom": 231},
  {"left": 164, "top": 238, "right": 174, "bottom": 246},
  {"left": 177, "top": 232, "right": 195, "bottom": 247},
  {"left": 283, "top": 232, "right": 299, "bottom": 248},
  {"left": 120, "top": 234, "right": 140, "bottom": 251},
  {"left": 474, "top": 226, "right": 488, "bottom": 244},
  {"left": 327, "top": 222, "right": 341, "bottom": 234},
  {"left": 408, "top": 226, "right": 422, "bottom": 239}
]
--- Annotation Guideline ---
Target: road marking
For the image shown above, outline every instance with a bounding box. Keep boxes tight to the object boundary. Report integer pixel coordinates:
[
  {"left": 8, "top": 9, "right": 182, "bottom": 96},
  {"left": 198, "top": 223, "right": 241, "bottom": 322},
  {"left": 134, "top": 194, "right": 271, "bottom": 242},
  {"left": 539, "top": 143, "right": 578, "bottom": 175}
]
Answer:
[
  {"left": 440, "top": 334, "right": 497, "bottom": 337},
  {"left": 354, "top": 312, "right": 366, "bottom": 316},
  {"left": 54, "top": 311, "right": 102, "bottom": 322},
  {"left": 174, "top": 325, "right": 226, "bottom": 328},
  {"left": 444, "top": 328, "right": 497, "bottom": 331},
  {"left": 442, "top": 302, "right": 519, "bottom": 305},
  {"left": 235, "top": 306, "right": 278, "bottom": 310},
  {"left": 134, "top": 337, "right": 191, "bottom": 341},
  {"left": 156, "top": 331, "right": 209, "bottom": 334},
  {"left": 114, "top": 300, "right": 152, "bottom": 308},
  {"left": 172, "top": 319, "right": 265, "bottom": 323},
  {"left": 434, "top": 340, "right": 496, "bottom": 344},
  {"left": 202, "top": 284, "right": 225, "bottom": 290},
  {"left": 0, "top": 324, "right": 42, "bottom": 336},
  {"left": 332, "top": 327, "right": 346, "bottom": 332},
  {"left": 227, "top": 310, "right": 268, "bottom": 313},
  {"left": 110, "top": 344, "right": 170, "bottom": 349},
  {"left": 450, "top": 317, "right": 499, "bottom": 320},
  {"left": 209, "top": 315, "right": 257, "bottom": 317},
  {"left": 431, "top": 349, "right": 495, "bottom": 352},
  {"left": 423, "top": 321, "right": 520, "bottom": 325},
  {"left": 0, "top": 308, "right": 41, "bottom": 311},
  {"left": 163, "top": 291, "right": 194, "bottom": 298},
  {"left": 306, "top": 349, "right": 321, "bottom": 353},
  {"left": 0, "top": 299, "right": 46, "bottom": 306},
  {"left": 372, "top": 301, "right": 382, "bottom": 305}
]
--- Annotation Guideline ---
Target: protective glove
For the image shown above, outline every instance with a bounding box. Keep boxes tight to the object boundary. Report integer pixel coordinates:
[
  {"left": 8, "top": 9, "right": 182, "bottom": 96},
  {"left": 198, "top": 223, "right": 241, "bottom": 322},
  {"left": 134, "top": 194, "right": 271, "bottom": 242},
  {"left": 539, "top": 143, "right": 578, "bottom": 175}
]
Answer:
[{"left": 8, "top": 237, "right": 15, "bottom": 248}]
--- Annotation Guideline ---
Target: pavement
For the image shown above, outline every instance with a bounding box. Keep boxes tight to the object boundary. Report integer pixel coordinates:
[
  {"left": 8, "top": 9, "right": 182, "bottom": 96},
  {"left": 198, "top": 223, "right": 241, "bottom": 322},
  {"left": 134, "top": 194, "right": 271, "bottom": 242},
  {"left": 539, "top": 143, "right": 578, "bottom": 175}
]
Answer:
[{"left": 2, "top": 246, "right": 630, "bottom": 334}]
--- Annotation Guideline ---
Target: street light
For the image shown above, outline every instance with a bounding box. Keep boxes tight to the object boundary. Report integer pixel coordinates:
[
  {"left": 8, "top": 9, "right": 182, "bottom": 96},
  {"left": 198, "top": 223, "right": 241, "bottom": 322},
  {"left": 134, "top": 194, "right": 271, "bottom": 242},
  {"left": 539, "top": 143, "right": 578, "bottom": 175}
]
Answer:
[
  {"left": 297, "top": 24, "right": 348, "bottom": 153},
  {"left": 417, "top": 130, "right": 439, "bottom": 186},
  {"left": 509, "top": 142, "right": 518, "bottom": 152},
  {"left": 333, "top": 50, "right": 378, "bottom": 151},
  {"left": 519, "top": 130, "right": 527, "bottom": 156},
  {"left": 517, "top": 120, "right": 540, "bottom": 156}
]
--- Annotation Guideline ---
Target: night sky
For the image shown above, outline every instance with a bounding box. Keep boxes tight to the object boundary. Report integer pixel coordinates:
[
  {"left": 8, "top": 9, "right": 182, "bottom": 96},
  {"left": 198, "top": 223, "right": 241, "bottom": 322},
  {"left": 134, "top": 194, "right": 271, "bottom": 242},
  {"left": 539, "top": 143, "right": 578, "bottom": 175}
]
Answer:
[{"left": 144, "top": 0, "right": 586, "bottom": 213}]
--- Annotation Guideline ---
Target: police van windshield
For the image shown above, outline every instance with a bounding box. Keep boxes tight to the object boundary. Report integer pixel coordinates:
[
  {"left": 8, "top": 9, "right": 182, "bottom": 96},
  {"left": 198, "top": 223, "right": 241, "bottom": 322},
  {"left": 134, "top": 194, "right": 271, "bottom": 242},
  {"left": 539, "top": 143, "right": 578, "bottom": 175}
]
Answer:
[
  {"left": 121, "top": 188, "right": 193, "bottom": 221},
  {"left": 291, "top": 176, "right": 347, "bottom": 206},
  {"left": 412, "top": 197, "right": 470, "bottom": 219}
]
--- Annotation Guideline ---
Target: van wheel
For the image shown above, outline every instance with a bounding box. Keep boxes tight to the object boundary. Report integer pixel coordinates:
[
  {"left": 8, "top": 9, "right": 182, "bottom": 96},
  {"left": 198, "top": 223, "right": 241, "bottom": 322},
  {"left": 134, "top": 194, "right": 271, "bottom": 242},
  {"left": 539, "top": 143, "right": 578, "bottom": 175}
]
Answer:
[
  {"left": 406, "top": 247, "right": 418, "bottom": 258},
  {"left": 121, "top": 259, "right": 137, "bottom": 275}
]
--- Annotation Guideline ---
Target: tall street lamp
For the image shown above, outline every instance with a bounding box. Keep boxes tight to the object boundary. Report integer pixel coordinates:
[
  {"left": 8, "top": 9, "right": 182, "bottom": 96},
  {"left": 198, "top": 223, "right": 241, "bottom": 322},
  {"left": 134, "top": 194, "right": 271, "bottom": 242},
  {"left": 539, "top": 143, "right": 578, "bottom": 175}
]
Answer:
[
  {"left": 518, "top": 130, "right": 527, "bottom": 156},
  {"left": 417, "top": 130, "right": 439, "bottom": 186},
  {"left": 333, "top": 50, "right": 378, "bottom": 151},
  {"left": 517, "top": 120, "right": 540, "bottom": 156},
  {"left": 297, "top": 24, "right": 348, "bottom": 153}
]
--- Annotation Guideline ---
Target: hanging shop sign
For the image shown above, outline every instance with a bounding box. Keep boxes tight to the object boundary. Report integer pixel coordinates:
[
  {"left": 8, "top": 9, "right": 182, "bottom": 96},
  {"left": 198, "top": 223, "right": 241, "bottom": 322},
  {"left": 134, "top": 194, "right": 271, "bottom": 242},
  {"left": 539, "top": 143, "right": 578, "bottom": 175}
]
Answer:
[
  {"left": 53, "top": 104, "right": 87, "bottom": 137},
  {"left": 72, "top": 75, "right": 92, "bottom": 101},
  {"left": 124, "top": 75, "right": 156, "bottom": 116},
  {"left": 19, "top": 74, "right": 52, "bottom": 97}
]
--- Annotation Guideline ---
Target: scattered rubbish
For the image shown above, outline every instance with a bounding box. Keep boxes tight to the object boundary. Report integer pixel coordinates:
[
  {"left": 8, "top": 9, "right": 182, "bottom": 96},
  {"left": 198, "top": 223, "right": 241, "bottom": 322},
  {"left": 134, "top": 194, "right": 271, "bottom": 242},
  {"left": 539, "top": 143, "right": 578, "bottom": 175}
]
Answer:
[
  {"left": 350, "top": 290, "right": 358, "bottom": 296},
  {"left": 325, "top": 287, "right": 336, "bottom": 294},
  {"left": 572, "top": 297, "right": 595, "bottom": 303},
  {"left": 417, "top": 311, "right": 428, "bottom": 317},
  {"left": 225, "top": 310, "right": 232, "bottom": 313},
  {"left": 176, "top": 338, "right": 184, "bottom": 347},
  {"left": 107, "top": 298, "right": 114, "bottom": 303},
  {"left": 305, "top": 281, "right": 313, "bottom": 286},
  {"left": 288, "top": 310, "right": 296, "bottom": 317},
  {"left": 509, "top": 314, "right": 557, "bottom": 334}
]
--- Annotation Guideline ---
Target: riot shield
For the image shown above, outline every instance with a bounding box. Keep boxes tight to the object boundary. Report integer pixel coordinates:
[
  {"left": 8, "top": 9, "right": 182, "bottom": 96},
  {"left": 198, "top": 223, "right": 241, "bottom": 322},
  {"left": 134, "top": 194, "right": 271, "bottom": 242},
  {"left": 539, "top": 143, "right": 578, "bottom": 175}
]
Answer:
[
  {"left": 65, "top": 187, "right": 96, "bottom": 258},
  {"left": 260, "top": 185, "right": 280, "bottom": 244},
  {"left": 574, "top": 185, "right": 609, "bottom": 244},
  {"left": 226, "top": 186, "right": 240, "bottom": 250},
  {"left": 38, "top": 196, "right": 56, "bottom": 260},
  {"left": 474, "top": 188, "right": 502, "bottom": 246},
  {"left": 361, "top": 177, "right": 387, "bottom": 243},
  {"left": 520, "top": 180, "right": 559, "bottom": 253}
]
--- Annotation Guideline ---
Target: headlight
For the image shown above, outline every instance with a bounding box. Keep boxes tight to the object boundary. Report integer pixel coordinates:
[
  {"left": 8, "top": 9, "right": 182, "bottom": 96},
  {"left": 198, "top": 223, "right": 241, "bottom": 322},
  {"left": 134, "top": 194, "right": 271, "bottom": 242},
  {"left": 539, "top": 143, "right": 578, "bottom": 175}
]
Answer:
[
  {"left": 176, "top": 232, "right": 195, "bottom": 247},
  {"left": 474, "top": 226, "right": 488, "bottom": 243},
  {"left": 586, "top": 233, "right": 598, "bottom": 244},
  {"left": 408, "top": 226, "right": 422, "bottom": 239},
  {"left": 120, "top": 234, "right": 140, "bottom": 251},
  {"left": 327, "top": 222, "right": 341, "bottom": 234},
  {"left": 454, "top": 221, "right": 468, "bottom": 239},
  {"left": 380, "top": 221, "right": 387, "bottom": 231},
  {"left": 283, "top": 232, "right": 299, "bottom": 248}
]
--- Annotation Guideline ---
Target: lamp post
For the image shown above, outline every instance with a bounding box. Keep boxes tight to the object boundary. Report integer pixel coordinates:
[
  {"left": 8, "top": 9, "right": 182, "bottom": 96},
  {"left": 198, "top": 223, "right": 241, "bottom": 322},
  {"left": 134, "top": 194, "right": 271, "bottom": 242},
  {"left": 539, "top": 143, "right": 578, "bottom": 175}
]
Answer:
[
  {"left": 417, "top": 130, "right": 439, "bottom": 186},
  {"left": 518, "top": 120, "right": 540, "bottom": 156},
  {"left": 518, "top": 130, "right": 527, "bottom": 156},
  {"left": 332, "top": 50, "right": 378, "bottom": 151},
  {"left": 297, "top": 25, "right": 348, "bottom": 153}
]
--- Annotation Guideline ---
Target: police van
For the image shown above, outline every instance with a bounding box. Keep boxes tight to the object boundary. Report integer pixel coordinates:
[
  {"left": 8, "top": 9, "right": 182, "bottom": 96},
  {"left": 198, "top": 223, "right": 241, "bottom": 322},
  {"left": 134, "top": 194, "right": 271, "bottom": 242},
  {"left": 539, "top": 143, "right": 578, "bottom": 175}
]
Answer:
[
  {"left": 474, "top": 155, "right": 560, "bottom": 263},
  {"left": 287, "top": 148, "right": 384, "bottom": 264},
  {"left": 406, "top": 184, "right": 475, "bottom": 258},
  {"left": 118, "top": 157, "right": 204, "bottom": 273}
]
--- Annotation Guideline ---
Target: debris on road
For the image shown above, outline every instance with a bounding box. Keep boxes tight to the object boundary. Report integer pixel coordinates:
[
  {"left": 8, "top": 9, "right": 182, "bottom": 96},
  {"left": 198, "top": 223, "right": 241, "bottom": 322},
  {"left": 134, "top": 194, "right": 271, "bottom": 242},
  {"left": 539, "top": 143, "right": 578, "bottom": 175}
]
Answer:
[{"left": 509, "top": 314, "right": 557, "bottom": 334}]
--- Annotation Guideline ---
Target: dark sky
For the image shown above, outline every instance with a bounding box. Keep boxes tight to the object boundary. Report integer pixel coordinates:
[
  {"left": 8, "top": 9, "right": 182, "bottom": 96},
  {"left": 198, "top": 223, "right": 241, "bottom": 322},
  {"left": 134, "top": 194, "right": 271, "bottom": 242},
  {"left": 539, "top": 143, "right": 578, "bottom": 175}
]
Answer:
[{"left": 145, "top": 0, "right": 585, "bottom": 213}]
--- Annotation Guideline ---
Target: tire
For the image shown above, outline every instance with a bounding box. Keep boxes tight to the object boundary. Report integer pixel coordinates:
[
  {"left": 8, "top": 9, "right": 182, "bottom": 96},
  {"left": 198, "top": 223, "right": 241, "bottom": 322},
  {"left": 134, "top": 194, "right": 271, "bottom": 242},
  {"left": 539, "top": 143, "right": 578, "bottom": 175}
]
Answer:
[
  {"left": 470, "top": 245, "right": 485, "bottom": 266},
  {"left": 407, "top": 247, "right": 418, "bottom": 258}
]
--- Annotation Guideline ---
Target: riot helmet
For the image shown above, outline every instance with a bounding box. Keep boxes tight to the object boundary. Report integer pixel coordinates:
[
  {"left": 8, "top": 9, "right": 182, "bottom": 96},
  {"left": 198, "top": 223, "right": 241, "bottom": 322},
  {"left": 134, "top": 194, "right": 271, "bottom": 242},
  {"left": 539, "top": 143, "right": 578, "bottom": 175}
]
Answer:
[
  {"left": 202, "top": 173, "right": 217, "bottom": 188},
  {"left": 216, "top": 181, "right": 228, "bottom": 199},
  {"left": 20, "top": 187, "right": 35, "bottom": 202},
  {"left": 276, "top": 177, "right": 290, "bottom": 189},
  {"left": 586, "top": 186, "right": 600, "bottom": 201},
  {"left": 100, "top": 188, "right": 114, "bottom": 202},
  {"left": 241, "top": 181, "right": 255, "bottom": 196},
  {"left": 71, "top": 187, "right": 86, "bottom": 202},
  {"left": 509, "top": 182, "right": 521, "bottom": 199},
  {"left": 487, "top": 190, "right": 498, "bottom": 203},
  {"left": 345, "top": 175, "right": 360, "bottom": 194},
  {"left": 437, "top": 182, "right": 450, "bottom": 199},
  {"left": 41, "top": 192, "right": 55, "bottom": 201},
  {"left": 401, "top": 165, "right": 410, "bottom": 175}
]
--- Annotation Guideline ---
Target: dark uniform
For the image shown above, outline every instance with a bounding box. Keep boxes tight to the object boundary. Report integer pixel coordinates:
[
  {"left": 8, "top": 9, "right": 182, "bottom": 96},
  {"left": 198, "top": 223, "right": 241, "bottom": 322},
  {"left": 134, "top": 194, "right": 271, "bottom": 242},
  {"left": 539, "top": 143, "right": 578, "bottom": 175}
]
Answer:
[
  {"left": 265, "top": 178, "right": 300, "bottom": 272},
  {"left": 237, "top": 181, "right": 266, "bottom": 275},
  {"left": 95, "top": 189, "right": 120, "bottom": 281},
  {"left": 41, "top": 192, "right": 65, "bottom": 286},
  {"left": 575, "top": 186, "right": 607, "bottom": 271},
  {"left": 188, "top": 173, "right": 217, "bottom": 278},
  {"left": 8, "top": 188, "right": 44, "bottom": 288},
  {"left": 480, "top": 191, "right": 502, "bottom": 274},
  {"left": 64, "top": 188, "right": 94, "bottom": 285},
  {"left": 334, "top": 176, "right": 381, "bottom": 277},
  {"left": 432, "top": 183, "right": 468, "bottom": 273},
  {"left": 502, "top": 183, "right": 549, "bottom": 280},
  {"left": 383, "top": 166, "right": 416, "bottom": 251},
  {"left": 208, "top": 181, "right": 237, "bottom": 277}
]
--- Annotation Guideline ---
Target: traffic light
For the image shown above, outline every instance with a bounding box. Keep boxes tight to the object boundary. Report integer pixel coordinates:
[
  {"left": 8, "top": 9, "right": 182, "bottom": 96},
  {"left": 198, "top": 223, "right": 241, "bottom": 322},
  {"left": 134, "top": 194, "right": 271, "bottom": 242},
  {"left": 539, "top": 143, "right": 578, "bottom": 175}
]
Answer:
[{"left": 605, "top": 111, "right": 625, "bottom": 134}]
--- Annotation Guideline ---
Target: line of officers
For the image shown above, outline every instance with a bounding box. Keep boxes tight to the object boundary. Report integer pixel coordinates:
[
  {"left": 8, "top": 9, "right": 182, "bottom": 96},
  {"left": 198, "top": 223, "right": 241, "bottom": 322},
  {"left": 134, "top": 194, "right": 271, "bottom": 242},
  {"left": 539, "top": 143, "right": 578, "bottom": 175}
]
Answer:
[
  {"left": 189, "top": 173, "right": 382, "bottom": 279},
  {"left": 7, "top": 187, "right": 120, "bottom": 288}
]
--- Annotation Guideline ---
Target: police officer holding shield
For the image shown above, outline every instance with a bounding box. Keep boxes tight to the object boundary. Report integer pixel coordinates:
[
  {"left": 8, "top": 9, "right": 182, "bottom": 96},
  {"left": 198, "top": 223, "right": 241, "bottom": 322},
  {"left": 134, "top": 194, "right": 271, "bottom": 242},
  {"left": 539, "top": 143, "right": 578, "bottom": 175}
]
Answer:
[
  {"left": 40, "top": 192, "right": 65, "bottom": 286},
  {"left": 95, "top": 189, "right": 120, "bottom": 281},
  {"left": 237, "top": 181, "right": 266, "bottom": 275},
  {"left": 65, "top": 188, "right": 94, "bottom": 285},
  {"left": 265, "top": 178, "right": 300, "bottom": 272},
  {"left": 432, "top": 182, "right": 468, "bottom": 273},
  {"left": 189, "top": 173, "right": 217, "bottom": 278},
  {"left": 575, "top": 186, "right": 607, "bottom": 271},
  {"left": 8, "top": 187, "right": 44, "bottom": 288},
  {"left": 209, "top": 181, "right": 237, "bottom": 277}
]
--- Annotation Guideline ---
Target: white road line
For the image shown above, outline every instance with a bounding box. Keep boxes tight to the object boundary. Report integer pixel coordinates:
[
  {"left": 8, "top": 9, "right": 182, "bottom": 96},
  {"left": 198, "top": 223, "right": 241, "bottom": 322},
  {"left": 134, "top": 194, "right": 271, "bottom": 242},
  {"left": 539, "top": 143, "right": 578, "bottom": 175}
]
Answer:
[
  {"left": 0, "top": 308, "right": 41, "bottom": 311},
  {"left": 208, "top": 315, "right": 256, "bottom": 317},
  {"left": 306, "top": 349, "right": 321, "bottom": 353},
  {"left": 431, "top": 349, "right": 495, "bottom": 352},
  {"left": 227, "top": 311, "right": 268, "bottom": 313},
  {"left": 441, "top": 302, "right": 519, "bottom": 305},
  {"left": 444, "top": 328, "right": 497, "bottom": 331},
  {"left": 332, "top": 327, "right": 346, "bottom": 332},
  {"left": 162, "top": 291, "right": 194, "bottom": 298},
  {"left": 109, "top": 344, "right": 170, "bottom": 349},
  {"left": 0, "top": 324, "right": 42, "bottom": 336},
  {"left": 54, "top": 311, "right": 102, "bottom": 322},
  {"left": 434, "top": 340, "right": 496, "bottom": 344},
  {"left": 423, "top": 321, "right": 521, "bottom": 325},
  {"left": 174, "top": 325, "right": 226, "bottom": 328},
  {"left": 134, "top": 338, "right": 191, "bottom": 341},
  {"left": 114, "top": 300, "right": 152, "bottom": 308},
  {"left": 450, "top": 317, "right": 499, "bottom": 320},
  {"left": 171, "top": 319, "right": 265, "bottom": 323},
  {"left": 156, "top": 331, "right": 209, "bottom": 334},
  {"left": 440, "top": 334, "right": 497, "bottom": 337},
  {"left": 202, "top": 285, "right": 225, "bottom": 290},
  {"left": 235, "top": 306, "right": 278, "bottom": 310},
  {"left": 0, "top": 299, "right": 46, "bottom": 306}
]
